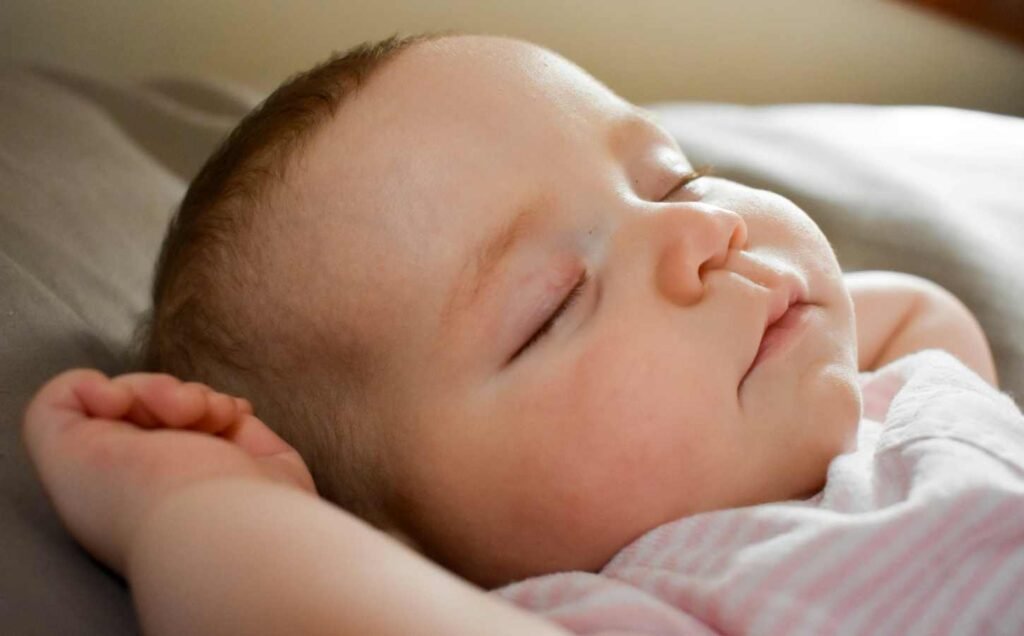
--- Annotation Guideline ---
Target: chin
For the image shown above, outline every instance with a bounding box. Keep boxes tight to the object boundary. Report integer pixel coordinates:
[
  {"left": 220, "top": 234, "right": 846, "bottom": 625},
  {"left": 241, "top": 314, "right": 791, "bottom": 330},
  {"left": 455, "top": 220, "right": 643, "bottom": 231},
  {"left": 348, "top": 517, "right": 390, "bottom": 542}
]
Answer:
[
  {"left": 814, "top": 359, "right": 863, "bottom": 456},
  {"left": 780, "top": 357, "right": 862, "bottom": 499}
]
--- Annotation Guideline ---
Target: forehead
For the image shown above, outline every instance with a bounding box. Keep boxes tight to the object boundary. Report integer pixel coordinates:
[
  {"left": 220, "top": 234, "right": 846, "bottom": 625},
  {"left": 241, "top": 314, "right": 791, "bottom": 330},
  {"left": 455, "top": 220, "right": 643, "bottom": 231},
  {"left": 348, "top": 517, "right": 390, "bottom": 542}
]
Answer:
[
  {"left": 381, "top": 35, "right": 625, "bottom": 140},
  {"left": 287, "top": 35, "right": 641, "bottom": 358},
  {"left": 298, "top": 35, "right": 634, "bottom": 220}
]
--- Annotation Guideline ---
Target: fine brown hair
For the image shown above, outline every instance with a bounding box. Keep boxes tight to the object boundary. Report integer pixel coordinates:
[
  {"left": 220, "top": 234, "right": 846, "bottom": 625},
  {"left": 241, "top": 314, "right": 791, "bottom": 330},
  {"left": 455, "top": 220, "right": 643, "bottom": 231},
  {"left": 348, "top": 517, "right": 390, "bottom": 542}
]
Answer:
[{"left": 132, "top": 31, "right": 446, "bottom": 526}]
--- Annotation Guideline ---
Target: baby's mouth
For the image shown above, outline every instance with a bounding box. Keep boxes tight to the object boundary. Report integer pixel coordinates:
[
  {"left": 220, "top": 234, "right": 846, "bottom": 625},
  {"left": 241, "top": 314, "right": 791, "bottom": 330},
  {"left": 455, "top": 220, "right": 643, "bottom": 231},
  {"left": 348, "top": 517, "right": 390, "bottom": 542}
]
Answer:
[
  {"left": 752, "top": 302, "right": 811, "bottom": 363},
  {"left": 740, "top": 275, "right": 810, "bottom": 386}
]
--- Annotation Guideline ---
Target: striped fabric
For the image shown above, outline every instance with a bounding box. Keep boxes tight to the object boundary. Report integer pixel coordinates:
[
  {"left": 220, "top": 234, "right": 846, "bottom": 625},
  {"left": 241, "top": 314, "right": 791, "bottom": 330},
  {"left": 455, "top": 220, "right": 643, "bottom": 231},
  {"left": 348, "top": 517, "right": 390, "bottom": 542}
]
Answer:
[{"left": 496, "top": 350, "right": 1024, "bottom": 635}]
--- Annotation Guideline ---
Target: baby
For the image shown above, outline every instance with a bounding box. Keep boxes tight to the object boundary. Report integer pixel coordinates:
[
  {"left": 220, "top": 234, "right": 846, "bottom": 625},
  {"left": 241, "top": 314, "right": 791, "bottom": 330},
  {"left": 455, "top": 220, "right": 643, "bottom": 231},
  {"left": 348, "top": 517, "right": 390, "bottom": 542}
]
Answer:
[{"left": 22, "top": 32, "right": 1017, "bottom": 635}]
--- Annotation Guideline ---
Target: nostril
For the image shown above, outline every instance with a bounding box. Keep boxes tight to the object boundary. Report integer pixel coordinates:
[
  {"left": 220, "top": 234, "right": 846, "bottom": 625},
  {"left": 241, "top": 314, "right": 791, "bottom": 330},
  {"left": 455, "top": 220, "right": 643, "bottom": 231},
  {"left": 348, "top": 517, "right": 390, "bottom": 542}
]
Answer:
[{"left": 652, "top": 203, "right": 749, "bottom": 306}]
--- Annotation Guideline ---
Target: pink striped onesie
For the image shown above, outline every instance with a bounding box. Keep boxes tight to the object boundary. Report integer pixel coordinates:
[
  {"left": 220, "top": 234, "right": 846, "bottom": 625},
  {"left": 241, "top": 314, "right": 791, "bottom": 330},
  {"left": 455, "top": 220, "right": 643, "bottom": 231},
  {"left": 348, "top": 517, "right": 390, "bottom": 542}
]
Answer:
[{"left": 496, "top": 349, "right": 1024, "bottom": 635}]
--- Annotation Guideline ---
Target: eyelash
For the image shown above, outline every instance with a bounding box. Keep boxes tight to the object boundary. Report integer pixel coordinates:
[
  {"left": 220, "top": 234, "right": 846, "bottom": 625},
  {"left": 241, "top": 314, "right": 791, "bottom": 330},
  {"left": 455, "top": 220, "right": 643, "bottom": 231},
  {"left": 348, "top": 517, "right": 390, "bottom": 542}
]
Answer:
[
  {"left": 511, "top": 165, "right": 709, "bottom": 361},
  {"left": 512, "top": 271, "right": 589, "bottom": 359},
  {"left": 663, "top": 165, "right": 711, "bottom": 200}
]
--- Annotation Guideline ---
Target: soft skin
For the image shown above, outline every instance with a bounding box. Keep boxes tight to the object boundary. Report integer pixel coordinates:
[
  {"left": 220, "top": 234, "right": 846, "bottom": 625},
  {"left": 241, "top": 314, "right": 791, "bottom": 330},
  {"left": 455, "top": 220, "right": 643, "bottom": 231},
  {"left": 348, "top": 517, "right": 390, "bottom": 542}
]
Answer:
[{"left": 288, "top": 35, "right": 862, "bottom": 587}]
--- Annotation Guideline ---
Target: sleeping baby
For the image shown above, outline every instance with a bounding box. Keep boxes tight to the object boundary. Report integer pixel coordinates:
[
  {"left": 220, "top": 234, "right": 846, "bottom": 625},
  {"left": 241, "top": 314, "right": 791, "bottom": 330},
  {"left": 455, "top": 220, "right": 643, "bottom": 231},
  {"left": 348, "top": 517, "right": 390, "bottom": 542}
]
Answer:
[{"left": 21, "top": 32, "right": 1022, "bottom": 635}]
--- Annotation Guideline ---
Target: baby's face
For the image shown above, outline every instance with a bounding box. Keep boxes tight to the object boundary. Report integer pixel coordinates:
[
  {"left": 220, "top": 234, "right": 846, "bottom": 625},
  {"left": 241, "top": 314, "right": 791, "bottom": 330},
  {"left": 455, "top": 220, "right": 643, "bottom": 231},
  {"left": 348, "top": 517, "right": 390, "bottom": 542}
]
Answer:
[{"left": 291, "top": 35, "right": 861, "bottom": 586}]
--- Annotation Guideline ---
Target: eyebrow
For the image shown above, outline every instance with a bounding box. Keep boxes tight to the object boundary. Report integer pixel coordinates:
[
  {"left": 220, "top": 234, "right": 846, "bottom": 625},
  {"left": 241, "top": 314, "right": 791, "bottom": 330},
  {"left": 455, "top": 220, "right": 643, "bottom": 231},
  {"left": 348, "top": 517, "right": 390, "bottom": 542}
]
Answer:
[{"left": 442, "top": 192, "right": 550, "bottom": 327}]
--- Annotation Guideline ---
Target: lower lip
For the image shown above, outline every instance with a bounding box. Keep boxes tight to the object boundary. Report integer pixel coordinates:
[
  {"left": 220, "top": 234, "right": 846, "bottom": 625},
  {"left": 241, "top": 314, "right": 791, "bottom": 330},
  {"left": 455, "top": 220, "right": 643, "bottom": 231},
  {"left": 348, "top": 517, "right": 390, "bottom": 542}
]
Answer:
[{"left": 744, "top": 303, "right": 814, "bottom": 379}]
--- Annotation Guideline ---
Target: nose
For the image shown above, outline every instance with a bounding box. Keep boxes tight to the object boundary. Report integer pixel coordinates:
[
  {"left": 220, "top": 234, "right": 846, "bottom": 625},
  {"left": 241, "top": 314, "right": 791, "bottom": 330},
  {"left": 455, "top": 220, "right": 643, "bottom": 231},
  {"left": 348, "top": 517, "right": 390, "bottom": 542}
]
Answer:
[{"left": 651, "top": 203, "right": 748, "bottom": 306}]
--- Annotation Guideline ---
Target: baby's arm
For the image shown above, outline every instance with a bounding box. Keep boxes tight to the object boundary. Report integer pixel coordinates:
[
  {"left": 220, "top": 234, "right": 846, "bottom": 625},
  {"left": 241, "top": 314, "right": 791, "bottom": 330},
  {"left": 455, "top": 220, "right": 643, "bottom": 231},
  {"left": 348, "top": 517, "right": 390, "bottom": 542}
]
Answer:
[
  {"left": 131, "top": 479, "right": 568, "bottom": 635},
  {"left": 845, "top": 270, "right": 998, "bottom": 385},
  {"left": 22, "top": 370, "right": 568, "bottom": 636}
]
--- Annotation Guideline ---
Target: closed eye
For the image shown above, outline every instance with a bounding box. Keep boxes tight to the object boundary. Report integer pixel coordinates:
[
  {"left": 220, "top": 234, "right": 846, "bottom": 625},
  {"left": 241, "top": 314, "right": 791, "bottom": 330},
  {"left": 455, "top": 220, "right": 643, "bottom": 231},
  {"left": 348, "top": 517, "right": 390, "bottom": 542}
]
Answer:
[
  {"left": 510, "top": 271, "right": 589, "bottom": 361},
  {"left": 505, "top": 165, "right": 706, "bottom": 363}
]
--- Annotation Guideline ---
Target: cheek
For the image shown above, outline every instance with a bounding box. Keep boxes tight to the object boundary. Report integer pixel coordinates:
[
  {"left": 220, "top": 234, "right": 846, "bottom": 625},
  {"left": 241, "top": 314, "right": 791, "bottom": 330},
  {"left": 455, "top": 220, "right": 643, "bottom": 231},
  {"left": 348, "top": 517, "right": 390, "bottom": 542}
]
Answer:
[
  {"left": 544, "top": 334, "right": 726, "bottom": 497},
  {"left": 467, "top": 327, "right": 744, "bottom": 571},
  {"left": 566, "top": 327, "right": 729, "bottom": 433}
]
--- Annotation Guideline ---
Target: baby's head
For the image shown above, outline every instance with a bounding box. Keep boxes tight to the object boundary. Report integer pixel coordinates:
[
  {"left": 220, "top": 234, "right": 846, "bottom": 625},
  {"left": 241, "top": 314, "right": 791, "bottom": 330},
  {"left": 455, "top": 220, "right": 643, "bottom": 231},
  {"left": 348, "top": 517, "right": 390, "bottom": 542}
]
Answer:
[{"left": 138, "top": 33, "right": 862, "bottom": 587}]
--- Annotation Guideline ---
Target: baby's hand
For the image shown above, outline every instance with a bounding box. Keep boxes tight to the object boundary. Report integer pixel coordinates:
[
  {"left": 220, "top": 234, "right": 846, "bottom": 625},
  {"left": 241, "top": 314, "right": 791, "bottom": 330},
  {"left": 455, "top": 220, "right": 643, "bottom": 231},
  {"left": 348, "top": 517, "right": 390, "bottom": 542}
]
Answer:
[{"left": 21, "top": 369, "right": 316, "bottom": 576}]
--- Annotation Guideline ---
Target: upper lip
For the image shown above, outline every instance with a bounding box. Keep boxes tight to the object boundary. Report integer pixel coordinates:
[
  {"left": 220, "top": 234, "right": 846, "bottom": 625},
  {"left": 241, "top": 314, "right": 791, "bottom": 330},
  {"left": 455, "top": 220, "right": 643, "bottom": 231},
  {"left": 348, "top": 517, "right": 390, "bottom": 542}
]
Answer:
[
  {"left": 753, "top": 271, "right": 808, "bottom": 354},
  {"left": 738, "top": 266, "right": 809, "bottom": 387},
  {"left": 763, "top": 282, "right": 803, "bottom": 333},
  {"left": 737, "top": 259, "right": 806, "bottom": 387}
]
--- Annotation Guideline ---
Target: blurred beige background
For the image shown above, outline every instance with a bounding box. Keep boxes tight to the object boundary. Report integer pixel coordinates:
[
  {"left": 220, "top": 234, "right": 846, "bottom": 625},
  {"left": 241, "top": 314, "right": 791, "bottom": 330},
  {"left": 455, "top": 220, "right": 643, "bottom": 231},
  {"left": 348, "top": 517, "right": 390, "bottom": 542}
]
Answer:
[{"left": 2, "top": 0, "right": 1023, "bottom": 116}]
